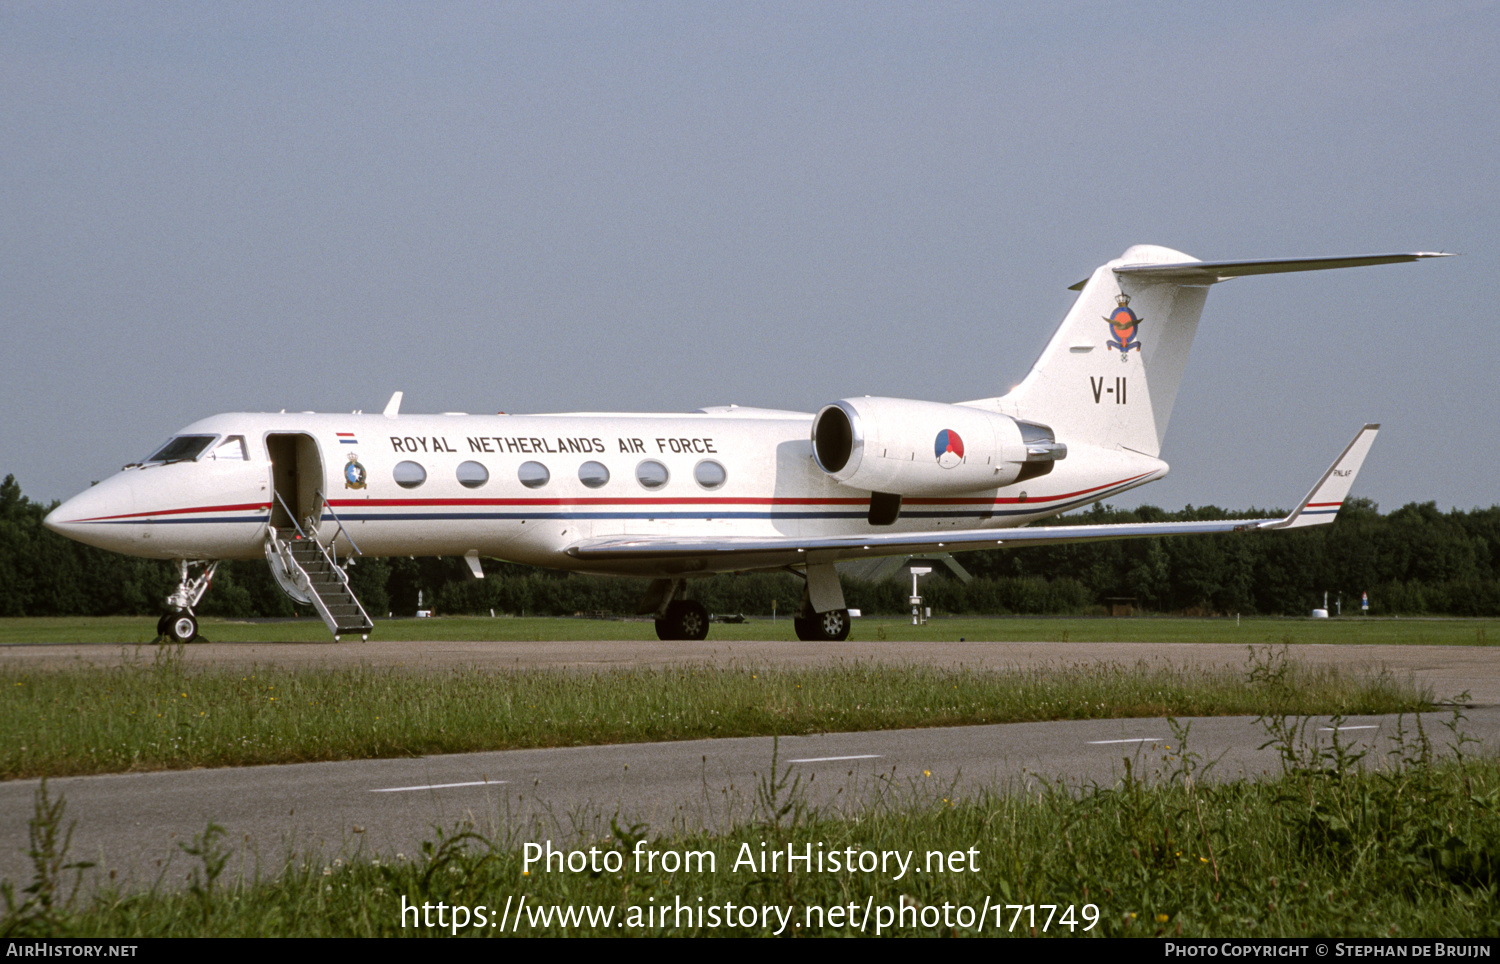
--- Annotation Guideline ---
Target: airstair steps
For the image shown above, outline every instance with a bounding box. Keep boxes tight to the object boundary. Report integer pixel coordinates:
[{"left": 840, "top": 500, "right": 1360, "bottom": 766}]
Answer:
[{"left": 269, "top": 530, "right": 375, "bottom": 639}]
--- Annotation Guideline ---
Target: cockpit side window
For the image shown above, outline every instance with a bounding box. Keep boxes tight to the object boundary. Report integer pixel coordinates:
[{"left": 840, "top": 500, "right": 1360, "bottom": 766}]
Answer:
[
  {"left": 205, "top": 436, "right": 248, "bottom": 461},
  {"left": 144, "top": 435, "right": 217, "bottom": 464}
]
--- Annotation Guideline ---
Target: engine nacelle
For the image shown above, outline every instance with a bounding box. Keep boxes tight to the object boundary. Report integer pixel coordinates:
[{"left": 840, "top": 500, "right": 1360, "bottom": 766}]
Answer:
[{"left": 811, "top": 397, "right": 1065, "bottom": 497}]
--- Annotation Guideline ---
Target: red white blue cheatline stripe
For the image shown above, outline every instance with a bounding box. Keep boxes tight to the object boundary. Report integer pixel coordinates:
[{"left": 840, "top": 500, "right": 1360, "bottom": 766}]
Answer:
[
  {"left": 66, "top": 474, "right": 1153, "bottom": 527},
  {"left": 69, "top": 502, "right": 272, "bottom": 525}
]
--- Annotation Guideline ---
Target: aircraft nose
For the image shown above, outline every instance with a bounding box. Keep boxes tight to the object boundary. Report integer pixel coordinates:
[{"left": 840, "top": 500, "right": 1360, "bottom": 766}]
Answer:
[
  {"left": 41, "top": 503, "right": 66, "bottom": 535},
  {"left": 43, "top": 475, "right": 139, "bottom": 552}
]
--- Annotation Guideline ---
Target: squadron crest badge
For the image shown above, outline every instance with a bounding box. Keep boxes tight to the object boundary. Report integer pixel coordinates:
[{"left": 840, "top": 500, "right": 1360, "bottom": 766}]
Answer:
[
  {"left": 1105, "top": 292, "right": 1143, "bottom": 360},
  {"left": 344, "top": 452, "right": 367, "bottom": 490}
]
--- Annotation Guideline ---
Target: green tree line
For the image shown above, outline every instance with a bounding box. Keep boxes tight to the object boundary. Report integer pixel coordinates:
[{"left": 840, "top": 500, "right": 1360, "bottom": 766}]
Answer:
[{"left": 5, "top": 474, "right": 1497, "bottom": 619}]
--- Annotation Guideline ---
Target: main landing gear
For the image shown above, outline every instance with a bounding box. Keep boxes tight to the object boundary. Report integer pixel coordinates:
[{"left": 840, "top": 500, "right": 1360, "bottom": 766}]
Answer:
[
  {"left": 794, "top": 607, "right": 851, "bottom": 642},
  {"left": 639, "top": 579, "right": 711, "bottom": 641},
  {"left": 156, "top": 560, "right": 219, "bottom": 644},
  {"left": 789, "top": 560, "right": 852, "bottom": 641},
  {"left": 639, "top": 562, "right": 854, "bottom": 643},
  {"left": 655, "top": 600, "right": 709, "bottom": 641}
]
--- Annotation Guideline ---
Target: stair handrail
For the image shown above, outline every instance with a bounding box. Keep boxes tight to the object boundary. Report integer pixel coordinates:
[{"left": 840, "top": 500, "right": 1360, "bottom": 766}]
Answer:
[
  {"left": 270, "top": 491, "right": 344, "bottom": 585},
  {"left": 315, "top": 489, "right": 363, "bottom": 564},
  {"left": 272, "top": 490, "right": 310, "bottom": 541}
]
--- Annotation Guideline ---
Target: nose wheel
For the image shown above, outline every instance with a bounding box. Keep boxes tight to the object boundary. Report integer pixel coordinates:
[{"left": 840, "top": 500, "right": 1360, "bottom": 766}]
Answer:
[
  {"left": 156, "top": 612, "right": 199, "bottom": 643},
  {"left": 156, "top": 560, "right": 217, "bottom": 644}
]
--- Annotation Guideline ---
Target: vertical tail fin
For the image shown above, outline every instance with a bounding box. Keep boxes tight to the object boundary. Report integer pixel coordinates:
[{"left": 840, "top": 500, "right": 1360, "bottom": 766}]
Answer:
[
  {"left": 965, "top": 247, "right": 1449, "bottom": 458},
  {"left": 970, "top": 244, "right": 1208, "bottom": 458}
]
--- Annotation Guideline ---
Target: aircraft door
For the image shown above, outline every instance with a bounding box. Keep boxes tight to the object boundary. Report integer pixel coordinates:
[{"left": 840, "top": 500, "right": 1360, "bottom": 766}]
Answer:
[{"left": 266, "top": 433, "right": 326, "bottom": 537}]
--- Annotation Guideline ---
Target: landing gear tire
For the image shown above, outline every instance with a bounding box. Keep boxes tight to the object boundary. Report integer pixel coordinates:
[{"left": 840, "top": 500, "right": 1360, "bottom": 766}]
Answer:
[
  {"left": 794, "top": 609, "right": 851, "bottom": 642},
  {"left": 155, "top": 614, "right": 170, "bottom": 639},
  {"left": 655, "top": 600, "right": 710, "bottom": 641},
  {"left": 166, "top": 614, "right": 198, "bottom": 644}
]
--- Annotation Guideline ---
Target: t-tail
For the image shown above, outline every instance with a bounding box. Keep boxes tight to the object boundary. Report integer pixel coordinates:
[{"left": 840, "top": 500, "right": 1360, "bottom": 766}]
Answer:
[{"left": 963, "top": 245, "right": 1451, "bottom": 457}]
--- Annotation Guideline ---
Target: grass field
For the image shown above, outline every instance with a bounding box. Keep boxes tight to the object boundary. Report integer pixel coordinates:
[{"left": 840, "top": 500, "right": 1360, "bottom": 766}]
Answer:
[{"left": 1, "top": 614, "right": 1496, "bottom": 646}]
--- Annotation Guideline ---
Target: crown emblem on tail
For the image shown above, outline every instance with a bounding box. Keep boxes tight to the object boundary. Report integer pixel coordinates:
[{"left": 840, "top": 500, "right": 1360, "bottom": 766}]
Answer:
[{"left": 1105, "top": 291, "right": 1143, "bottom": 358}]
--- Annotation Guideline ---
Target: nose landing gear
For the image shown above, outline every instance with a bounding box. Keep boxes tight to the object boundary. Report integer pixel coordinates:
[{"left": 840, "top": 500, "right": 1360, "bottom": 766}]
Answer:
[{"left": 155, "top": 560, "right": 218, "bottom": 644}]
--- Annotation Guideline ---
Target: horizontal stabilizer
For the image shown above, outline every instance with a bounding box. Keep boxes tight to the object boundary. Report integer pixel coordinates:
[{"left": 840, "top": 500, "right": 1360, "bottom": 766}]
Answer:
[
  {"left": 1068, "top": 252, "right": 1452, "bottom": 290},
  {"left": 1118, "top": 252, "right": 1451, "bottom": 286}
]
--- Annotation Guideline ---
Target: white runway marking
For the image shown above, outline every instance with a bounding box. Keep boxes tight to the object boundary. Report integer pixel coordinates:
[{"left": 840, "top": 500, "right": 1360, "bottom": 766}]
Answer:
[
  {"left": 1087, "top": 738, "right": 1163, "bottom": 745},
  {"left": 787, "top": 755, "right": 882, "bottom": 764},
  {"left": 371, "top": 780, "right": 509, "bottom": 793},
  {"left": 1319, "top": 725, "right": 1379, "bottom": 732}
]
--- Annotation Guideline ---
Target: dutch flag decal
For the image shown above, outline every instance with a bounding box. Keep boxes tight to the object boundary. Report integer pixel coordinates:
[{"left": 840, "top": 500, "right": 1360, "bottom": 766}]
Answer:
[{"left": 338, "top": 432, "right": 358, "bottom": 445}]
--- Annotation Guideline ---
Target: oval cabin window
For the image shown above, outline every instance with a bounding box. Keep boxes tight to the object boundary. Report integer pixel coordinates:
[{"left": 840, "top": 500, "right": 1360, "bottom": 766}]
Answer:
[
  {"left": 578, "top": 461, "right": 610, "bottom": 489},
  {"left": 635, "top": 460, "right": 669, "bottom": 489},
  {"left": 694, "top": 460, "right": 727, "bottom": 489},
  {"left": 456, "top": 461, "right": 489, "bottom": 489},
  {"left": 393, "top": 461, "right": 427, "bottom": 489},
  {"left": 518, "top": 461, "right": 550, "bottom": 489}
]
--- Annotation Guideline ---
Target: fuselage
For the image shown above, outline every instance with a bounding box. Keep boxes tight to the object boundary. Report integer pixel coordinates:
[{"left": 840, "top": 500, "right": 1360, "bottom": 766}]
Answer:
[{"left": 44, "top": 407, "right": 1168, "bottom": 578}]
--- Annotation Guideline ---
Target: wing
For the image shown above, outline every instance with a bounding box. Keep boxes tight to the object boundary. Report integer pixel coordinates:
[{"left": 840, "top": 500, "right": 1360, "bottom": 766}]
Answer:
[{"left": 565, "top": 425, "right": 1380, "bottom": 573}]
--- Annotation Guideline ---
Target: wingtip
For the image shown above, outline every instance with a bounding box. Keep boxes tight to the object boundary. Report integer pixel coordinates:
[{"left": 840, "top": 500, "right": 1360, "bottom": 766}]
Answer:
[{"left": 1267, "top": 424, "right": 1381, "bottom": 530}]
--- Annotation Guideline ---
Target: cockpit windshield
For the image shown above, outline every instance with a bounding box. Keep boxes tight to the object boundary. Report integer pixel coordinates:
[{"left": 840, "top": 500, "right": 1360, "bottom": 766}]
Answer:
[{"left": 143, "top": 435, "right": 218, "bottom": 464}]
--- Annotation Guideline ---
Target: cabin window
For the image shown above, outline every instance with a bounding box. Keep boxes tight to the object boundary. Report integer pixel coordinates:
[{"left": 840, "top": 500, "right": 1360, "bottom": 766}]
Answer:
[
  {"left": 578, "top": 461, "right": 610, "bottom": 489},
  {"left": 518, "top": 461, "right": 550, "bottom": 489},
  {"left": 694, "top": 460, "right": 727, "bottom": 489},
  {"left": 144, "top": 435, "right": 216, "bottom": 464},
  {"left": 205, "top": 436, "right": 247, "bottom": 461},
  {"left": 456, "top": 461, "right": 489, "bottom": 489},
  {"left": 635, "top": 460, "right": 669, "bottom": 489},
  {"left": 393, "top": 461, "right": 427, "bottom": 489}
]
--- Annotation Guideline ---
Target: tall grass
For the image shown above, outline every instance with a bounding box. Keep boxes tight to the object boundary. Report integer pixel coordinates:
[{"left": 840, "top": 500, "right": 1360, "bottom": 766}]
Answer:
[{"left": 1, "top": 646, "right": 1428, "bottom": 779}]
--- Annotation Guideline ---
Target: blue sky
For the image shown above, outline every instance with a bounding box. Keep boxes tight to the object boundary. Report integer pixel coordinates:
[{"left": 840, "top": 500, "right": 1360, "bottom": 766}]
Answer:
[{"left": 3, "top": 1, "right": 1495, "bottom": 513}]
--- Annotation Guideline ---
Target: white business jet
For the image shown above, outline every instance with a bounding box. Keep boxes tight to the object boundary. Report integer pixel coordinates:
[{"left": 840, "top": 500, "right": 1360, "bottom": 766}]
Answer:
[{"left": 45, "top": 245, "right": 1447, "bottom": 643}]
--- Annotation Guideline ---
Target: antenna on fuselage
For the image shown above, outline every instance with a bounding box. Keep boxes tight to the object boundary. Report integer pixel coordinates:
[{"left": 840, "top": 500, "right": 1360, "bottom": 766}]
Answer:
[{"left": 383, "top": 391, "right": 403, "bottom": 418}]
